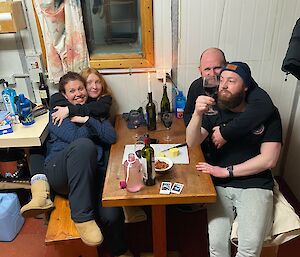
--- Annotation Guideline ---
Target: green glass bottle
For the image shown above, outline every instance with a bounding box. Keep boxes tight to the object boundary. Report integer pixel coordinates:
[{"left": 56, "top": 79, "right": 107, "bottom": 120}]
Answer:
[
  {"left": 141, "top": 135, "right": 155, "bottom": 186},
  {"left": 146, "top": 92, "right": 156, "bottom": 131},
  {"left": 160, "top": 85, "right": 170, "bottom": 118}
]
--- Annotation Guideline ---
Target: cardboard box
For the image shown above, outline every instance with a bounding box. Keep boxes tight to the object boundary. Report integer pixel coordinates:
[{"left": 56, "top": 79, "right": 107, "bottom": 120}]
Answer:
[{"left": 0, "top": 1, "right": 26, "bottom": 33}]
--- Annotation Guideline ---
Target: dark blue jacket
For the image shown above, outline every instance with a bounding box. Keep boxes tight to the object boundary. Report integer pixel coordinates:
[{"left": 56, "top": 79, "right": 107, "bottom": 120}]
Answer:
[{"left": 45, "top": 112, "right": 116, "bottom": 163}]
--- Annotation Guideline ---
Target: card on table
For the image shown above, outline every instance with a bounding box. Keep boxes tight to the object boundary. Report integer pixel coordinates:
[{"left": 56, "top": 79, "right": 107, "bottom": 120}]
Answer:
[
  {"left": 171, "top": 183, "right": 184, "bottom": 194},
  {"left": 160, "top": 182, "right": 172, "bottom": 194}
]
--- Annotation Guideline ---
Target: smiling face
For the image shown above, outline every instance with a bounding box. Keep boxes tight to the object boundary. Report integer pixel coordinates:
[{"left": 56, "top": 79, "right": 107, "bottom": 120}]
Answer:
[
  {"left": 62, "top": 79, "right": 88, "bottom": 105},
  {"left": 86, "top": 73, "right": 102, "bottom": 99},
  {"left": 218, "top": 70, "right": 247, "bottom": 110},
  {"left": 199, "top": 48, "right": 226, "bottom": 78}
]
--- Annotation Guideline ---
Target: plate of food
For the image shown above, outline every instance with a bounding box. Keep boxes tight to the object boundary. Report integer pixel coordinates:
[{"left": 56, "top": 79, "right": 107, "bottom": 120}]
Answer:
[{"left": 154, "top": 157, "right": 173, "bottom": 173}]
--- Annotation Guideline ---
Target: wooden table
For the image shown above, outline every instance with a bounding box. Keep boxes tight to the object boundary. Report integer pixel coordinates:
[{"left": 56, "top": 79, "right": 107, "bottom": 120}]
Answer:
[
  {"left": 102, "top": 115, "right": 216, "bottom": 257},
  {"left": 0, "top": 112, "right": 49, "bottom": 189},
  {"left": 0, "top": 112, "right": 49, "bottom": 148}
]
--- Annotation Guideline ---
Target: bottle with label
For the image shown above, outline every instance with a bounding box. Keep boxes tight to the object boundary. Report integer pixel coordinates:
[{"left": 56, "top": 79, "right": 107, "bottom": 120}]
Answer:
[
  {"left": 1, "top": 81, "right": 17, "bottom": 115},
  {"left": 16, "top": 94, "right": 35, "bottom": 126},
  {"left": 39, "top": 73, "right": 50, "bottom": 108},
  {"left": 146, "top": 92, "right": 156, "bottom": 131},
  {"left": 175, "top": 90, "right": 186, "bottom": 119},
  {"left": 141, "top": 135, "right": 155, "bottom": 186},
  {"left": 160, "top": 84, "right": 170, "bottom": 118},
  {"left": 123, "top": 153, "right": 143, "bottom": 192}
]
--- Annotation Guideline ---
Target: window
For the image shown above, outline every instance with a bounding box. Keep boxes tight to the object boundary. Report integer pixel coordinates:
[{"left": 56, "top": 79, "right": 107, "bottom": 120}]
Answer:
[{"left": 82, "top": 0, "right": 154, "bottom": 69}]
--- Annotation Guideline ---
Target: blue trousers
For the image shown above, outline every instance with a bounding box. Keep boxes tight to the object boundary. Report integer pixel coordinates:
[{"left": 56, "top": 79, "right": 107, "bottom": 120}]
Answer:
[{"left": 44, "top": 138, "right": 128, "bottom": 256}]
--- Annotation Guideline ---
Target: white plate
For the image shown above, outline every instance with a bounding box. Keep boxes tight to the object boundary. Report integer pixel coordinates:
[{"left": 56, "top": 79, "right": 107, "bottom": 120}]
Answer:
[{"left": 154, "top": 157, "right": 173, "bottom": 172}]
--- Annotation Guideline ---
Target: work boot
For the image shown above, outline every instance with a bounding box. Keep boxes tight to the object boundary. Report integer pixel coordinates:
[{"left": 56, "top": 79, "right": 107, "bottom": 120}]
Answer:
[
  {"left": 75, "top": 220, "right": 103, "bottom": 246},
  {"left": 20, "top": 180, "right": 54, "bottom": 217}
]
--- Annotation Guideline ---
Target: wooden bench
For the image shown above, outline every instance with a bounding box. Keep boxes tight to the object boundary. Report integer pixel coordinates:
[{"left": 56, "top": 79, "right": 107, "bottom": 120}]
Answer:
[{"left": 45, "top": 195, "right": 98, "bottom": 257}]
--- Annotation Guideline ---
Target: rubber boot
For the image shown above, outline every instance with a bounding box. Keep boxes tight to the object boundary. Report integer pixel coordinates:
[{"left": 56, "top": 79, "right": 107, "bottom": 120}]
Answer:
[
  {"left": 74, "top": 220, "right": 103, "bottom": 246},
  {"left": 20, "top": 180, "right": 54, "bottom": 217}
]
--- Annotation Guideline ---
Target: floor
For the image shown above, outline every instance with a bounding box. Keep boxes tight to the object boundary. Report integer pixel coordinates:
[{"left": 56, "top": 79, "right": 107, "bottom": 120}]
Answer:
[{"left": 0, "top": 177, "right": 299, "bottom": 257}]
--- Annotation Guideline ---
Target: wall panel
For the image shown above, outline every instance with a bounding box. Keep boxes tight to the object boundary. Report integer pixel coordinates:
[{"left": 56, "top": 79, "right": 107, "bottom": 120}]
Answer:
[{"left": 178, "top": 0, "right": 300, "bottom": 177}]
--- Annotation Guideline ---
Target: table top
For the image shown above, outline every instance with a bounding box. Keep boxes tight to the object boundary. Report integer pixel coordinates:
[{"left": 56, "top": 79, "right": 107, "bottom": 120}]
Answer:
[
  {"left": 0, "top": 112, "right": 49, "bottom": 148},
  {"left": 102, "top": 115, "right": 216, "bottom": 207}
]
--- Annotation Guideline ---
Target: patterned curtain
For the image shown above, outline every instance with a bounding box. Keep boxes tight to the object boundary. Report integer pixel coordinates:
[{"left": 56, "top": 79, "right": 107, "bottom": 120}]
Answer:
[{"left": 33, "top": 0, "right": 89, "bottom": 83}]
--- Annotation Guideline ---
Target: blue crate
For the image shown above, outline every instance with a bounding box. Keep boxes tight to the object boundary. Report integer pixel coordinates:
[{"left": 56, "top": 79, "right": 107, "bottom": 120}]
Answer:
[{"left": 0, "top": 193, "right": 24, "bottom": 241}]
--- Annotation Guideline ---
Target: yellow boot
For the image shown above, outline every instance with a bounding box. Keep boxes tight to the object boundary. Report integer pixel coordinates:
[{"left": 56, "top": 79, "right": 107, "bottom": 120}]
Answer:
[
  {"left": 20, "top": 180, "right": 54, "bottom": 217},
  {"left": 74, "top": 220, "right": 103, "bottom": 246}
]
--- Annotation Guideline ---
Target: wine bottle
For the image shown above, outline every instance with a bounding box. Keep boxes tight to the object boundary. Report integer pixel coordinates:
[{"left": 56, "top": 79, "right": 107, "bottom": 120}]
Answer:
[
  {"left": 160, "top": 84, "right": 170, "bottom": 117},
  {"left": 146, "top": 92, "right": 156, "bottom": 131},
  {"left": 39, "top": 73, "right": 50, "bottom": 108},
  {"left": 141, "top": 135, "right": 155, "bottom": 186}
]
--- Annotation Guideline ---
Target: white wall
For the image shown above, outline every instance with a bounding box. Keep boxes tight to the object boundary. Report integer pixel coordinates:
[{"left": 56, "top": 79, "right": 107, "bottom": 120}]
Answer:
[{"left": 178, "top": 0, "right": 300, "bottom": 177}]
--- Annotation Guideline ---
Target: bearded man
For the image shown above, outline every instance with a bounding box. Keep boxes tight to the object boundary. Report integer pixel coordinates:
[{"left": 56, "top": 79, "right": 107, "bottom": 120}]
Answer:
[{"left": 186, "top": 62, "right": 282, "bottom": 257}]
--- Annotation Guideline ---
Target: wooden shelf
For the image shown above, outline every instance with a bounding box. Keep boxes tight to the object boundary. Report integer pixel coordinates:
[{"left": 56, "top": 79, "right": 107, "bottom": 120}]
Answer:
[{"left": 0, "top": 1, "right": 26, "bottom": 33}]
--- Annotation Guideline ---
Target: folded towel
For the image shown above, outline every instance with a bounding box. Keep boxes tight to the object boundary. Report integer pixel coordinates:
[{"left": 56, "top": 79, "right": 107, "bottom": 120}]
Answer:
[{"left": 123, "top": 206, "right": 147, "bottom": 223}]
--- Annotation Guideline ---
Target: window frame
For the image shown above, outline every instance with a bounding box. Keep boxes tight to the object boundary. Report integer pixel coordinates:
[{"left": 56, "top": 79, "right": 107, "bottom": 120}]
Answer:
[{"left": 89, "top": 0, "right": 154, "bottom": 69}]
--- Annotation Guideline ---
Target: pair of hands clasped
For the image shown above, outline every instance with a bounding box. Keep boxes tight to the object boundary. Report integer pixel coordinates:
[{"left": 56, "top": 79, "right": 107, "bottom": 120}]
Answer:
[
  {"left": 194, "top": 95, "right": 228, "bottom": 178},
  {"left": 52, "top": 106, "right": 89, "bottom": 126}
]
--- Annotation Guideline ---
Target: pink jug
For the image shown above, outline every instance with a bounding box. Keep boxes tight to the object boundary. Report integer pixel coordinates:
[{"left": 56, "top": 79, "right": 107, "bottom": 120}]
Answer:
[{"left": 123, "top": 153, "right": 144, "bottom": 192}]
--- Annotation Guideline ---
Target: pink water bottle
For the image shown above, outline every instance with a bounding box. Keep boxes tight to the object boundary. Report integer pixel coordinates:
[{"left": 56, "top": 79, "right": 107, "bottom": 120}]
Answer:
[{"left": 123, "top": 153, "right": 144, "bottom": 192}]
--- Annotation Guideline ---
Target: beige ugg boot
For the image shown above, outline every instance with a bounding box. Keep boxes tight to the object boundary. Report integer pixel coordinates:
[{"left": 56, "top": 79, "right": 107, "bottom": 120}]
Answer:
[
  {"left": 20, "top": 180, "right": 54, "bottom": 217},
  {"left": 122, "top": 206, "right": 147, "bottom": 223},
  {"left": 75, "top": 220, "right": 103, "bottom": 246}
]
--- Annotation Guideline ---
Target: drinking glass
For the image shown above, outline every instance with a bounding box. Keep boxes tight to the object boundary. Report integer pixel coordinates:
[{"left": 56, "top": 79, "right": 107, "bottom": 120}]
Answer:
[
  {"left": 203, "top": 75, "right": 219, "bottom": 115},
  {"left": 161, "top": 112, "right": 173, "bottom": 142},
  {"left": 129, "top": 111, "right": 141, "bottom": 139}
]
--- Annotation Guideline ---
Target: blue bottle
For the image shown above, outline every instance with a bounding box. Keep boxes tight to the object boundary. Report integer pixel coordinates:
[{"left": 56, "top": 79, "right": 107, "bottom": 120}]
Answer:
[
  {"left": 16, "top": 94, "right": 35, "bottom": 126},
  {"left": 175, "top": 90, "right": 186, "bottom": 119},
  {"left": 2, "top": 82, "right": 17, "bottom": 115}
]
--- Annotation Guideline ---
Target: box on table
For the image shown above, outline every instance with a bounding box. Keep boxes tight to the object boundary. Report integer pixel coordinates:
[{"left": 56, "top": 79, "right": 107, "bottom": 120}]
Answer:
[{"left": 0, "top": 193, "right": 24, "bottom": 241}]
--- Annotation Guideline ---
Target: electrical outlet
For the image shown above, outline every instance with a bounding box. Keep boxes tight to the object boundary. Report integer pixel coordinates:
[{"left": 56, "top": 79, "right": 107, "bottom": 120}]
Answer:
[
  {"left": 156, "top": 69, "right": 172, "bottom": 83},
  {"left": 156, "top": 69, "right": 165, "bottom": 80}
]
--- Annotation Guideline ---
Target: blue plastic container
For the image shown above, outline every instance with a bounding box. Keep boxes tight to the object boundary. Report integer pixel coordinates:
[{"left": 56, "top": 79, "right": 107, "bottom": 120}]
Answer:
[
  {"left": 175, "top": 90, "right": 186, "bottom": 119},
  {"left": 0, "top": 193, "right": 24, "bottom": 242},
  {"left": 16, "top": 94, "right": 35, "bottom": 126}
]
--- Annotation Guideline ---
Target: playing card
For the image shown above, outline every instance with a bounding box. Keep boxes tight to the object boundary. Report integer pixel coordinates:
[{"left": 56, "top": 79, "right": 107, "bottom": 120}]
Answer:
[
  {"left": 160, "top": 182, "right": 172, "bottom": 194},
  {"left": 171, "top": 183, "right": 184, "bottom": 194}
]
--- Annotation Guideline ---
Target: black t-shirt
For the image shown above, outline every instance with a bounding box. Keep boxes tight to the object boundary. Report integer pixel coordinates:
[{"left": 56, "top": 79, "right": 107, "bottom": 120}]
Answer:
[{"left": 202, "top": 107, "right": 282, "bottom": 190}]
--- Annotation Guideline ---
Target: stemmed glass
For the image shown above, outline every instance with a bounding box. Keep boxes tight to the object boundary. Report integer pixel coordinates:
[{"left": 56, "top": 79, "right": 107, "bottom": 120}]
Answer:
[
  {"left": 129, "top": 111, "right": 141, "bottom": 139},
  {"left": 203, "top": 75, "right": 219, "bottom": 115},
  {"left": 161, "top": 112, "right": 173, "bottom": 142}
]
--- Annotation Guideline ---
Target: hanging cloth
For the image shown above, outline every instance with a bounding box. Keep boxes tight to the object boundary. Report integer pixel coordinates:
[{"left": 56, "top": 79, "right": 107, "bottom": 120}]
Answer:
[
  {"left": 33, "top": 0, "right": 89, "bottom": 83},
  {"left": 282, "top": 18, "right": 300, "bottom": 80}
]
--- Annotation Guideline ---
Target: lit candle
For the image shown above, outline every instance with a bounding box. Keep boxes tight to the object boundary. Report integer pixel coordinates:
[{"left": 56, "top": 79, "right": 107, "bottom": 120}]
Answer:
[
  {"left": 147, "top": 72, "right": 151, "bottom": 93},
  {"left": 163, "top": 69, "right": 166, "bottom": 85}
]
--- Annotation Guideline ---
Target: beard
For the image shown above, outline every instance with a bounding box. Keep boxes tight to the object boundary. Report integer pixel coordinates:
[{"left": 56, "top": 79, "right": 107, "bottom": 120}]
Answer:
[{"left": 217, "top": 89, "right": 245, "bottom": 110}]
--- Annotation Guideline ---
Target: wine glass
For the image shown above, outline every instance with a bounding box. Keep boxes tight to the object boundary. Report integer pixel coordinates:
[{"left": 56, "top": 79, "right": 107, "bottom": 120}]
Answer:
[
  {"left": 161, "top": 112, "right": 173, "bottom": 142},
  {"left": 129, "top": 111, "right": 141, "bottom": 139},
  {"left": 203, "top": 75, "right": 219, "bottom": 115}
]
